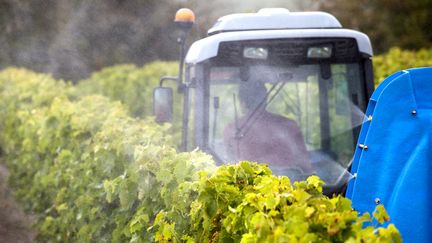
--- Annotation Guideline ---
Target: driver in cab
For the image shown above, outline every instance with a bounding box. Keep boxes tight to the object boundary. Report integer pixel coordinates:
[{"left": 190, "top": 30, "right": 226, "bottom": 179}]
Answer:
[{"left": 224, "top": 80, "right": 313, "bottom": 175}]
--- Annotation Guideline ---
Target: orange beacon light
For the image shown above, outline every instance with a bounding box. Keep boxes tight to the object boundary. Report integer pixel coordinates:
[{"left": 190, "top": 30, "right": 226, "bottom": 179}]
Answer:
[{"left": 175, "top": 8, "right": 195, "bottom": 23}]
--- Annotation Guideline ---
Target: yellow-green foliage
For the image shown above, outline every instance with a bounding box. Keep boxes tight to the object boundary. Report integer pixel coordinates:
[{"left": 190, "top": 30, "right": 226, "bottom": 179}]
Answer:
[
  {"left": 373, "top": 48, "right": 432, "bottom": 86},
  {"left": 77, "top": 61, "right": 179, "bottom": 118},
  {"left": 0, "top": 67, "right": 401, "bottom": 242},
  {"left": 76, "top": 62, "right": 183, "bottom": 146},
  {"left": 0, "top": 68, "right": 214, "bottom": 242},
  {"left": 155, "top": 162, "right": 401, "bottom": 242}
]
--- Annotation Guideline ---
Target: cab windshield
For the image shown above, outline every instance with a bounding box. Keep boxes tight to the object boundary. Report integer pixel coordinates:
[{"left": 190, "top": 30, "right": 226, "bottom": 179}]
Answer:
[{"left": 208, "top": 63, "right": 366, "bottom": 185}]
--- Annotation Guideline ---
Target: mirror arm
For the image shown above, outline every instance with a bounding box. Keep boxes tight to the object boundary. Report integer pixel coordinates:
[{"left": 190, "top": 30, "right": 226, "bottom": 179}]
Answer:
[
  {"left": 160, "top": 76, "right": 178, "bottom": 87},
  {"left": 158, "top": 31, "right": 188, "bottom": 94},
  {"left": 177, "top": 36, "right": 186, "bottom": 92}
]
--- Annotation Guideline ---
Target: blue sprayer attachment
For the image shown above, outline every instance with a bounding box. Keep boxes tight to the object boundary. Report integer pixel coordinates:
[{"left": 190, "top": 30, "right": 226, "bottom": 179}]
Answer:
[{"left": 347, "top": 67, "right": 432, "bottom": 242}]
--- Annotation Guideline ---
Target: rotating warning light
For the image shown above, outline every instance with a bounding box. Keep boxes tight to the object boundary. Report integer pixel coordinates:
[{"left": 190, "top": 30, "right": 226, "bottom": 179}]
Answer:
[{"left": 175, "top": 8, "right": 195, "bottom": 23}]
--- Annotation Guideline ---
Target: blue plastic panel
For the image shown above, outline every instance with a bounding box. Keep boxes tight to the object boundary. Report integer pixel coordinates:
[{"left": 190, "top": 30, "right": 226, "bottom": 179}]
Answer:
[{"left": 347, "top": 67, "right": 432, "bottom": 242}]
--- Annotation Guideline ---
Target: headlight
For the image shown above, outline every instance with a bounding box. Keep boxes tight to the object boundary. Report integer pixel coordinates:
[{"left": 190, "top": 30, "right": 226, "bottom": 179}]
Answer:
[
  {"left": 307, "top": 45, "right": 332, "bottom": 58},
  {"left": 243, "top": 47, "right": 268, "bottom": 60}
]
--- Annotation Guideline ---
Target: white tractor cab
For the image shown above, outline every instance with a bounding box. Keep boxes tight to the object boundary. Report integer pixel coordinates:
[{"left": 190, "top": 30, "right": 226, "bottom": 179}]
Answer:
[{"left": 154, "top": 8, "right": 374, "bottom": 195}]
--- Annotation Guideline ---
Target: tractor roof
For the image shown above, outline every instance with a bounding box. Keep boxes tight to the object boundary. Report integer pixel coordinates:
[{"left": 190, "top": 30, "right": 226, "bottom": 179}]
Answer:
[
  {"left": 208, "top": 8, "right": 342, "bottom": 35},
  {"left": 185, "top": 29, "right": 373, "bottom": 64},
  {"left": 185, "top": 9, "right": 372, "bottom": 64}
]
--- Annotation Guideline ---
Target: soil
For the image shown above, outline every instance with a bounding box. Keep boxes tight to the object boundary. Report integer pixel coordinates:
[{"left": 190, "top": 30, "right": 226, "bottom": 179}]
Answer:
[{"left": 0, "top": 164, "right": 35, "bottom": 243}]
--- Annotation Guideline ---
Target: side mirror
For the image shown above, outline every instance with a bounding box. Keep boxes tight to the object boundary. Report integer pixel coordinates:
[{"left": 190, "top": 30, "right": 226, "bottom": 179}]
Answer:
[{"left": 153, "top": 87, "right": 173, "bottom": 123}]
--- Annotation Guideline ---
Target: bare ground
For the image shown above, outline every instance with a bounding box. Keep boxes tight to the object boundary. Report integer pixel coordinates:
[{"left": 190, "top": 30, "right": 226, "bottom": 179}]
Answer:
[{"left": 0, "top": 164, "right": 35, "bottom": 243}]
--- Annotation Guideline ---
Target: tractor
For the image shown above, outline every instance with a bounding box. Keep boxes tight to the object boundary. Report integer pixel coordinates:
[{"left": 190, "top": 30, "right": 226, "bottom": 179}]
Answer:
[{"left": 154, "top": 8, "right": 373, "bottom": 195}]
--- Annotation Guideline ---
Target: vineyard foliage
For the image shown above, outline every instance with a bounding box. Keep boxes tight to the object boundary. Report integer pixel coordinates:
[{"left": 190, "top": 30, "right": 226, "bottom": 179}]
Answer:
[
  {"left": 77, "top": 62, "right": 178, "bottom": 118},
  {"left": 155, "top": 162, "right": 400, "bottom": 242},
  {"left": 373, "top": 47, "right": 432, "bottom": 85},
  {"left": 0, "top": 62, "right": 407, "bottom": 242},
  {"left": 0, "top": 68, "right": 214, "bottom": 242},
  {"left": 76, "top": 62, "right": 183, "bottom": 147}
]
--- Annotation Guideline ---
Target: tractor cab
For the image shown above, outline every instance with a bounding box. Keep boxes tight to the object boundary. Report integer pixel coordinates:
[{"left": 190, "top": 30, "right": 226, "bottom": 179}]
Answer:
[{"left": 154, "top": 8, "right": 374, "bottom": 195}]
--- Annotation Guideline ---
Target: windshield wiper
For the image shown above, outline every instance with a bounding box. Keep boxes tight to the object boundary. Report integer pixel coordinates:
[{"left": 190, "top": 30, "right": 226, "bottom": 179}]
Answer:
[
  {"left": 235, "top": 81, "right": 287, "bottom": 140},
  {"left": 233, "top": 93, "right": 240, "bottom": 156},
  {"left": 211, "top": 97, "right": 220, "bottom": 148}
]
